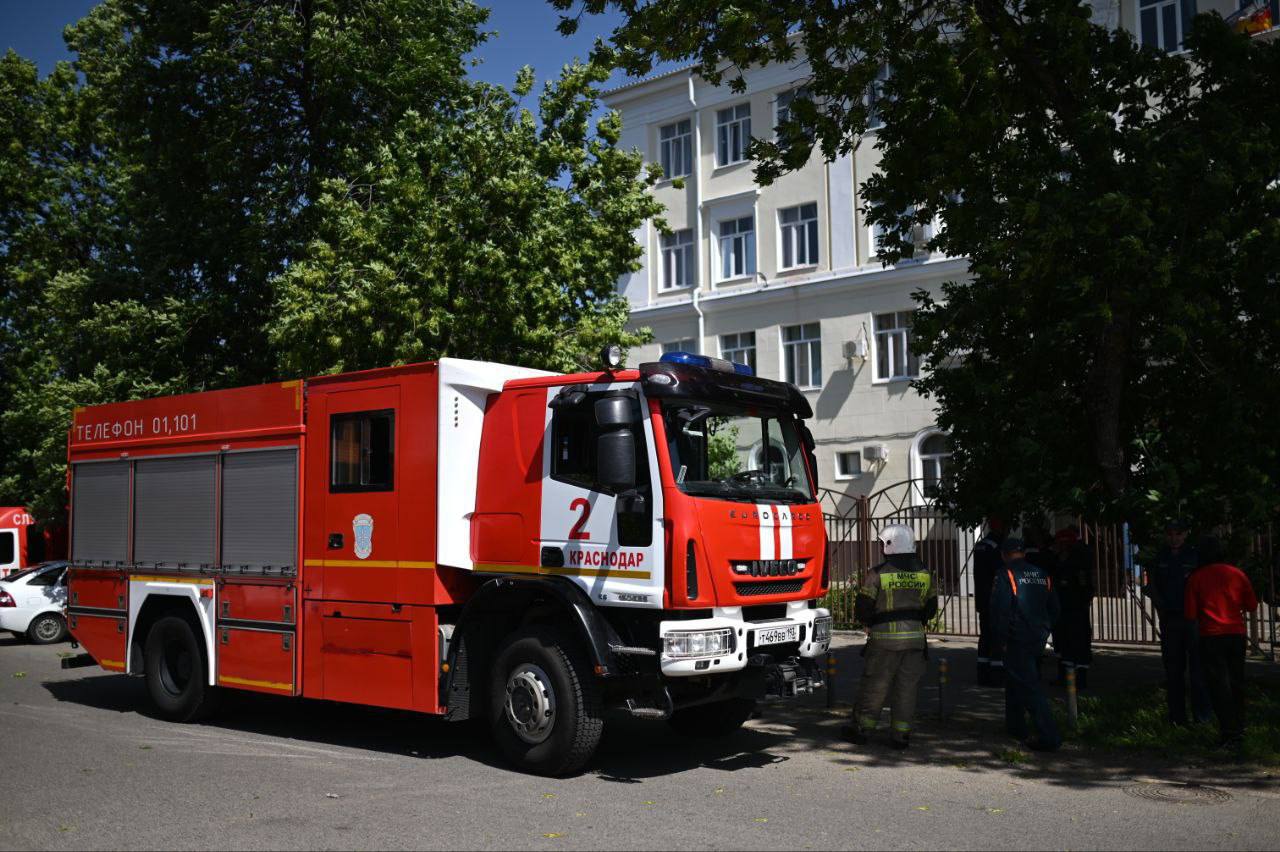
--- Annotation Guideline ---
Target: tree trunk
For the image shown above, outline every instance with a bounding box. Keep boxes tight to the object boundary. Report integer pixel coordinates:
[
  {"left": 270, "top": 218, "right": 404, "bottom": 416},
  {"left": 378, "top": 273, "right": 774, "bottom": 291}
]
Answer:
[{"left": 1086, "top": 310, "right": 1133, "bottom": 499}]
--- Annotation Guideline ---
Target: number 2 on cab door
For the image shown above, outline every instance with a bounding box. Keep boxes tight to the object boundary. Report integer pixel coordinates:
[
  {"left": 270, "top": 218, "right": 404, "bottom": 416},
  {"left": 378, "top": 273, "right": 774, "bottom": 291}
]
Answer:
[{"left": 568, "top": 497, "right": 591, "bottom": 540}]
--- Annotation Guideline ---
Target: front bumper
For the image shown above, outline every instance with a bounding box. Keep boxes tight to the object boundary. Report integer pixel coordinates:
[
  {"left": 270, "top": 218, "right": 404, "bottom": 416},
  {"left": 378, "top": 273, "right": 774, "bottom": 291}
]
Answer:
[{"left": 658, "top": 600, "right": 831, "bottom": 677}]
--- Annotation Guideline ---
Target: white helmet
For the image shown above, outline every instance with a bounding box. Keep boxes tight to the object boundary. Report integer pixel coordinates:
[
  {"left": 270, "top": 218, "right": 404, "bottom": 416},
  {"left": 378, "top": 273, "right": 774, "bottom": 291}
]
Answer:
[{"left": 878, "top": 524, "right": 916, "bottom": 555}]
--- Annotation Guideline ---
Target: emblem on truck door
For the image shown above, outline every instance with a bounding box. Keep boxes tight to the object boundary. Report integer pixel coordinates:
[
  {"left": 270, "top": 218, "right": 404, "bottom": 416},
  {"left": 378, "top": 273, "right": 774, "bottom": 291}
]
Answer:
[{"left": 352, "top": 513, "right": 374, "bottom": 559}]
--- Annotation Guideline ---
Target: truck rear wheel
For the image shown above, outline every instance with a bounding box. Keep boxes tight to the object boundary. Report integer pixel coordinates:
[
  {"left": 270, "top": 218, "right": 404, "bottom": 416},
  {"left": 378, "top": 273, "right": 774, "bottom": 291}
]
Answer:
[
  {"left": 489, "top": 626, "right": 603, "bottom": 776},
  {"left": 669, "top": 698, "right": 757, "bottom": 738},
  {"left": 144, "top": 615, "right": 218, "bottom": 722}
]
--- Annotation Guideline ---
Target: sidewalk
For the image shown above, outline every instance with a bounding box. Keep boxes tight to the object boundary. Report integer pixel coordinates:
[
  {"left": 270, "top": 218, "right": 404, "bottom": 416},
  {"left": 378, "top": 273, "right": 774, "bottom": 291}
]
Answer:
[{"left": 778, "top": 630, "right": 1280, "bottom": 791}]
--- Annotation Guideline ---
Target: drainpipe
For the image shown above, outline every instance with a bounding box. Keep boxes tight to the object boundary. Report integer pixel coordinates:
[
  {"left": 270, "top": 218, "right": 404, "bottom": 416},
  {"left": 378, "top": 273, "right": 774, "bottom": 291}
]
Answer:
[{"left": 689, "top": 72, "right": 706, "bottom": 354}]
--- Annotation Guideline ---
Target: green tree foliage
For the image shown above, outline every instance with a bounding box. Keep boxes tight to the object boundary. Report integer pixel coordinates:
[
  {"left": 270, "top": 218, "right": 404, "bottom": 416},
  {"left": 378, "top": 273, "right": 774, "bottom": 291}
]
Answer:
[
  {"left": 706, "top": 420, "right": 742, "bottom": 480},
  {"left": 558, "top": 0, "right": 1280, "bottom": 529},
  {"left": 0, "top": 0, "right": 660, "bottom": 522}
]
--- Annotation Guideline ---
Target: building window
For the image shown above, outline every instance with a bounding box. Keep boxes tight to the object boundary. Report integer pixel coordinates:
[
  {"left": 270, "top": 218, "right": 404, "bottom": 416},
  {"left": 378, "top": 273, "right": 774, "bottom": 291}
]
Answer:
[
  {"left": 783, "top": 322, "right": 822, "bottom": 389},
  {"left": 718, "top": 215, "right": 756, "bottom": 280},
  {"left": 1139, "top": 0, "right": 1195, "bottom": 51},
  {"left": 835, "top": 451, "right": 862, "bottom": 481},
  {"left": 330, "top": 409, "right": 395, "bottom": 492},
  {"left": 874, "top": 311, "right": 920, "bottom": 382},
  {"left": 720, "top": 331, "right": 756, "bottom": 373},
  {"left": 716, "top": 103, "right": 751, "bottom": 166},
  {"left": 660, "top": 229, "right": 695, "bottom": 290},
  {"left": 658, "top": 118, "right": 692, "bottom": 179},
  {"left": 865, "top": 64, "right": 891, "bottom": 130},
  {"left": 779, "top": 202, "right": 819, "bottom": 269},
  {"left": 918, "top": 432, "right": 952, "bottom": 496},
  {"left": 775, "top": 87, "right": 810, "bottom": 132},
  {"left": 663, "top": 338, "right": 697, "bottom": 354},
  {"left": 868, "top": 207, "right": 936, "bottom": 262}
]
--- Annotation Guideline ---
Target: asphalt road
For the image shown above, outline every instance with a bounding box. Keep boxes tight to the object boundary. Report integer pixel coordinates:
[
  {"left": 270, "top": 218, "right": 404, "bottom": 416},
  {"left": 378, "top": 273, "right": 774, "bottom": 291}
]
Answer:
[{"left": 2, "top": 633, "right": 1278, "bottom": 851}]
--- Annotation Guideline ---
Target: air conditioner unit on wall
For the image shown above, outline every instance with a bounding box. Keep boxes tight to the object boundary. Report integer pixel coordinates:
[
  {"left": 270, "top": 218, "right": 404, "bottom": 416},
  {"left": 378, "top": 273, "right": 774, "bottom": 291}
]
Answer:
[
  {"left": 842, "top": 338, "right": 868, "bottom": 361},
  {"left": 863, "top": 443, "right": 890, "bottom": 463}
]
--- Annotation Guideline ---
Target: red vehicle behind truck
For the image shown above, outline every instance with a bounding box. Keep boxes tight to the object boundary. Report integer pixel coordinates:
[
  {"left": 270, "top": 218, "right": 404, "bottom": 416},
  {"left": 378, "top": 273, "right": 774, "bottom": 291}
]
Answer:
[
  {"left": 64, "top": 351, "right": 831, "bottom": 774},
  {"left": 1, "top": 507, "right": 36, "bottom": 577}
]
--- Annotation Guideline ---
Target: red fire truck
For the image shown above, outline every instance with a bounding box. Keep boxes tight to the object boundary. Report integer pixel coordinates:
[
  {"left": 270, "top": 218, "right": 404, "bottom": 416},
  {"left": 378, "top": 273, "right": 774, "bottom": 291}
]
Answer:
[{"left": 64, "top": 351, "right": 831, "bottom": 774}]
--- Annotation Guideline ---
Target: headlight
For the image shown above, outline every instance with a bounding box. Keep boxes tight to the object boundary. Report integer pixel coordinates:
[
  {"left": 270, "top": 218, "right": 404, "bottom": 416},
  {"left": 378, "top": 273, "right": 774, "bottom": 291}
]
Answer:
[
  {"left": 813, "top": 616, "right": 833, "bottom": 642},
  {"left": 663, "top": 628, "right": 735, "bottom": 659}
]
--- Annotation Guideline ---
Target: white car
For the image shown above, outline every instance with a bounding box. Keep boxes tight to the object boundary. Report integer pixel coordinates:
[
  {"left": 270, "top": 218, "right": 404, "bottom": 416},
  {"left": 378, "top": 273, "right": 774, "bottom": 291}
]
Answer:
[{"left": 0, "top": 561, "right": 69, "bottom": 644}]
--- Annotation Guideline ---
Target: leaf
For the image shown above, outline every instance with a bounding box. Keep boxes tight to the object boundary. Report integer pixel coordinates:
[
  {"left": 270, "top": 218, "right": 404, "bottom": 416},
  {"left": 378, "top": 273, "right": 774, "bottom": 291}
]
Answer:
[
  {"left": 915, "top": 806, "right": 930, "bottom": 811},
  {"left": 753, "top": 818, "right": 769, "bottom": 823},
  {"left": 12, "top": 672, "right": 26, "bottom": 679},
  {"left": 543, "top": 833, "right": 562, "bottom": 839}
]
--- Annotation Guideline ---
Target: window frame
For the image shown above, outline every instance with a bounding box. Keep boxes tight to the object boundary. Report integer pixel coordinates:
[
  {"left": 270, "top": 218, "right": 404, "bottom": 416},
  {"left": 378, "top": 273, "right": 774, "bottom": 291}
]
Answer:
[
  {"left": 717, "top": 214, "right": 756, "bottom": 281},
  {"left": 662, "top": 338, "right": 698, "bottom": 355},
  {"left": 782, "top": 322, "right": 823, "bottom": 390},
  {"left": 1138, "top": 0, "right": 1195, "bottom": 52},
  {"left": 773, "top": 86, "right": 811, "bottom": 139},
  {"left": 872, "top": 311, "right": 921, "bottom": 384},
  {"left": 719, "top": 331, "right": 757, "bottom": 373},
  {"left": 659, "top": 228, "right": 696, "bottom": 291},
  {"left": 778, "top": 202, "right": 820, "bottom": 270},
  {"left": 865, "top": 64, "right": 892, "bottom": 131},
  {"left": 834, "top": 451, "right": 863, "bottom": 481},
  {"left": 715, "top": 102, "right": 752, "bottom": 167},
  {"left": 549, "top": 390, "right": 650, "bottom": 501},
  {"left": 329, "top": 409, "right": 396, "bottom": 493},
  {"left": 658, "top": 118, "right": 693, "bottom": 179}
]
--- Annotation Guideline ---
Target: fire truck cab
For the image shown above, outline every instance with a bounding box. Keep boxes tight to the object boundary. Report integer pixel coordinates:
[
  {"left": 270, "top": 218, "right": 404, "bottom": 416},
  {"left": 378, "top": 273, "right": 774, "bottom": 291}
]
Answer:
[
  {"left": 0, "top": 507, "right": 34, "bottom": 578},
  {"left": 65, "top": 352, "right": 831, "bottom": 775}
]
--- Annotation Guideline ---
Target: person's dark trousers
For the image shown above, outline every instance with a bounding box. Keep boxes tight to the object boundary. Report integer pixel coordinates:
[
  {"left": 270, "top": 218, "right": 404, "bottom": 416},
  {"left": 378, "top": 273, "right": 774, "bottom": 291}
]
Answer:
[
  {"left": 1058, "top": 607, "right": 1093, "bottom": 688},
  {"left": 1159, "top": 612, "right": 1212, "bottom": 724},
  {"left": 1004, "top": 640, "right": 1061, "bottom": 749},
  {"left": 1199, "top": 634, "right": 1247, "bottom": 744},
  {"left": 977, "top": 607, "right": 1003, "bottom": 685}
]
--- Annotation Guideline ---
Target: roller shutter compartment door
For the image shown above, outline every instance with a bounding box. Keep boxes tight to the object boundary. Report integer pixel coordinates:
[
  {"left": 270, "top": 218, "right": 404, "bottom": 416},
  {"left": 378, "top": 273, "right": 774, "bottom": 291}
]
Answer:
[
  {"left": 134, "top": 456, "right": 216, "bottom": 567},
  {"left": 221, "top": 450, "right": 298, "bottom": 569},
  {"left": 71, "top": 461, "right": 130, "bottom": 564}
]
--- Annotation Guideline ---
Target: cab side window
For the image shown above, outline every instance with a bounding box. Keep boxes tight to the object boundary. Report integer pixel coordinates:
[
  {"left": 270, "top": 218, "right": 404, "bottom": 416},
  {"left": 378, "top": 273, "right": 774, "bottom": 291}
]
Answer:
[
  {"left": 331, "top": 410, "right": 395, "bottom": 492},
  {"left": 0, "top": 531, "right": 13, "bottom": 565},
  {"left": 550, "top": 403, "right": 596, "bottom": 490}
]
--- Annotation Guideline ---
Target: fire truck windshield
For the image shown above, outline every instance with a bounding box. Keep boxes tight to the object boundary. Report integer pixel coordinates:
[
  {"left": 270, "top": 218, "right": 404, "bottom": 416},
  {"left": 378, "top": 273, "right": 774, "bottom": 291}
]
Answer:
[{"left": 661, "top": 401, "right": 814, "bottom": 504}]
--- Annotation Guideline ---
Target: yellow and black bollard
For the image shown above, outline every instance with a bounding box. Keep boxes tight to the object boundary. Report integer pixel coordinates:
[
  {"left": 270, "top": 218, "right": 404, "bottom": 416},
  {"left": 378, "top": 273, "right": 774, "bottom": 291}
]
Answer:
[
  {"left": 1065, "top": 663, "right": 1079, "bottom": 729},
  {"left": 938, "top": 657, "right": 949, "bottom": 722},
  {"left": 826, "top": 652, "right": 837, "bottom": 708}
]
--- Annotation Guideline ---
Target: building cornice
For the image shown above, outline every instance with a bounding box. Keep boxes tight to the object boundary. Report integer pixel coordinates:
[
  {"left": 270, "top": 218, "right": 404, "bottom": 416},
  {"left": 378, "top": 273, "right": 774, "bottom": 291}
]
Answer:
[{"left": 627, "top": 256, "right": 969, "bottom": 321}]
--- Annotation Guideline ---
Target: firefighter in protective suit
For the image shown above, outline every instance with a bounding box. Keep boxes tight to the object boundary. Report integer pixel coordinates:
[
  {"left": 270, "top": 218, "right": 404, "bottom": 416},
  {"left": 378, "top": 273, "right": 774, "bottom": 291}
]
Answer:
[{"left": 841, "top": 524, "right": 939, "bottom": 749}]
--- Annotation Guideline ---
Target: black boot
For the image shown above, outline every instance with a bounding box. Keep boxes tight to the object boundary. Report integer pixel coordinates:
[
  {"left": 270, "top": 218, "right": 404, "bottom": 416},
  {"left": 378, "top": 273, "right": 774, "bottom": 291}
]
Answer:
[
  {"left": 841, "top": 724, "right": 868, "bottom": 745},
  {"left": 890, "top": 733, "right": 910, "bottom": 750}
]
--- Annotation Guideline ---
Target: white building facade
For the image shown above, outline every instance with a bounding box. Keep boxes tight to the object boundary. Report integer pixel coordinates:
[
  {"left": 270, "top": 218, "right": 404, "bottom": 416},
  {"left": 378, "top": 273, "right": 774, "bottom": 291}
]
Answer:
[
  {"left": 603, "top": 64, "right": 963, "bottom": 505},
  {"left": 602, "top": 0, "right": 1267, "bottom": 505}
]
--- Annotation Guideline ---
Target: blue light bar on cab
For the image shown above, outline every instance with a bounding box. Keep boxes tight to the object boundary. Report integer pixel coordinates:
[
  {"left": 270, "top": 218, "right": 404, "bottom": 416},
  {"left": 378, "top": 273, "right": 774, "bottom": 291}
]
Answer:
[{"left": 659, "top": 351, "right": 754, "bottom": 376}]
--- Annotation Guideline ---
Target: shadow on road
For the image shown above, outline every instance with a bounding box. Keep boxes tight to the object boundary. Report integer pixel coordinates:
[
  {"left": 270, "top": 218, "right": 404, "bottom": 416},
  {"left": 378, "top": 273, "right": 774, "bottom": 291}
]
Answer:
[{"left": 38, "top": 636, "right": 1280, "bottom": 790}]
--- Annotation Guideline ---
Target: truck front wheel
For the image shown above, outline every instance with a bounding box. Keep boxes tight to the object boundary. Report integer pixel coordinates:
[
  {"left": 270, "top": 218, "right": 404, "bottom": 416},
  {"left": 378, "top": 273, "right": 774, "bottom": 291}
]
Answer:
[
  {"left": 669, "top": 698, "right": 757, "bottom": 738},
  {"left": 489, "top": 627, "right": 603, "bottom": 776},
  {"left": 144, "top": 615, "right": 218, "bottom": 722}
]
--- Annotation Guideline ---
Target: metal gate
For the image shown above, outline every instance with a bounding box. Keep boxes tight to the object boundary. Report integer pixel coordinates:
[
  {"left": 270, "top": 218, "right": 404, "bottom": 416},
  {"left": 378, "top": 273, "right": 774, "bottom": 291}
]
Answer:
[{"left": 820, "top": 481, "right": 1278, "bottom": 658}]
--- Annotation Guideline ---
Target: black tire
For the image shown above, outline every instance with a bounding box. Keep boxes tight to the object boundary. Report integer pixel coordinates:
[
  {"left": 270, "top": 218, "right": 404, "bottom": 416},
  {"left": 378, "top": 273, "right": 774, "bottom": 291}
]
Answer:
[
  {"left": 488, "top": 626, "right": 603, "bottom": 776},
  {"left": 27, "top": 612, "right": 67, "bottom": 645},
  {"left": 669, "top": 698, "right": 757, "bottom": 738},
  {"left": 144, "top": 615, "right": 218, "bottom": 722}
]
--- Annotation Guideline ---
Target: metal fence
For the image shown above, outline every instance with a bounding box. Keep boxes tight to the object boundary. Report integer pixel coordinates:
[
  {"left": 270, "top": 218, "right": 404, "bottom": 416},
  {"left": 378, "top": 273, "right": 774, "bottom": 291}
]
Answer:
[{"left": 820, "top": 481, "right": 1278, "bottom": 658}]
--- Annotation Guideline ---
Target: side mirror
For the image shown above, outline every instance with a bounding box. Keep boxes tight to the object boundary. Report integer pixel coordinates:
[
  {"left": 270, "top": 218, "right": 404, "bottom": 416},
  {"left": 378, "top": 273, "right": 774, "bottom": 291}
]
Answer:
[
  {"left": 798, "top": 421, "right": 819, "bottom": 490},
  {"left": 597, "top": 429, "right": 637, "bottom": 491},
  {"left": 595, "top": 395, "right": 639, "bottom": 427}
]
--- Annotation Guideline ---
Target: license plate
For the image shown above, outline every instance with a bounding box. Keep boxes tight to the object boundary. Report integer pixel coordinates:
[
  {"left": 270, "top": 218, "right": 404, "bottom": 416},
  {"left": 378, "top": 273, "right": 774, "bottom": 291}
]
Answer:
[{"left": 754, "top": 624, "right": 799, "bottom": 647}]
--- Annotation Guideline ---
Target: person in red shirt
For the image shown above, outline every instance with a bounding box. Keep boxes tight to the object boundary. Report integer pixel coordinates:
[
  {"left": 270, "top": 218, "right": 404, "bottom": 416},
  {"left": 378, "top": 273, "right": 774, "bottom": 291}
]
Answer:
[{"left": 1184, "top": 536, "right": 1259, "bottom": 751}]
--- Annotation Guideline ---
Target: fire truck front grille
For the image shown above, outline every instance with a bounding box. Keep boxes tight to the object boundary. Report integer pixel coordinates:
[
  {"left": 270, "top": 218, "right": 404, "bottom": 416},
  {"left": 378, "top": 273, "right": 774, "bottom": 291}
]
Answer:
[
  {"left": 734, "top": 579, "right": 806, "bottom": 597},
  {"left": 734, "top": 558, "right": 803, "bottom": 577}
]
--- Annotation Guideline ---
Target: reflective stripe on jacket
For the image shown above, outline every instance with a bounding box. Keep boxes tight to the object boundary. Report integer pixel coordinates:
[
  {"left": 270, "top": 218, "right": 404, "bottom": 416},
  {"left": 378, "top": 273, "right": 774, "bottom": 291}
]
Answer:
[{"left": 858, "top": 554, "right": 937, "bottom": 652}]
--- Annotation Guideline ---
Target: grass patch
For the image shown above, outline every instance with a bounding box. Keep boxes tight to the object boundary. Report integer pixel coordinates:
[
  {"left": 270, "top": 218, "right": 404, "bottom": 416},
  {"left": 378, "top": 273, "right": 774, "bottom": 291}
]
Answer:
[{"left": 1065, "top": 679, "right": 1280, "bottom": 765}]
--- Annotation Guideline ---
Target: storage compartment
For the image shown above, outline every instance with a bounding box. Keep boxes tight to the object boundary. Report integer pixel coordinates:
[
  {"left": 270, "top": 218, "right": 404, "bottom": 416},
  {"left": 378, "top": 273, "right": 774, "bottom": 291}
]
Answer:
[
  {"left": 67, "top": 569, "right": 127, "bottom": 612},
  {"left": 218, "top": 580, "right": 295, "bottom": 625},
  {"left": 221, "top": 449, "right": 298, "bottom": 570},
  {"left": 71, "top": 461, "right": 130, "bottom": 564},
  {"left": 217, "top": 627, "right": 296, "bottom": 695},
  {"left": 68, "top": 612, "right": 127, "bottom": 672},
  {"left": 134, "top": 455, "right": 216, "bottom": 567}
]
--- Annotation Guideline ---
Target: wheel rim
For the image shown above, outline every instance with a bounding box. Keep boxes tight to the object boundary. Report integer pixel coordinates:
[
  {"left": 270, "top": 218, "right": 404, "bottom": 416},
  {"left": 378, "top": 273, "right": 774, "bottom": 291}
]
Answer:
[
  {"left": 504, "top": 663, "right": 556, "bottom": 745},
  {"left": 159, "top": 636, "right": 194, "bottom": 696},
  {"left": 34, "top": 617, "right": 61, "bottom": 642}
]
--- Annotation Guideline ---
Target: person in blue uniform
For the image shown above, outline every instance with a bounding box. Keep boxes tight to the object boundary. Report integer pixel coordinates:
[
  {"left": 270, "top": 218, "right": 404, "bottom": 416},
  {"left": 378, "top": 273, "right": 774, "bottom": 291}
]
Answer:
[{"left": 990, "top": 537, "right": 1062, "bottom": 751}]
